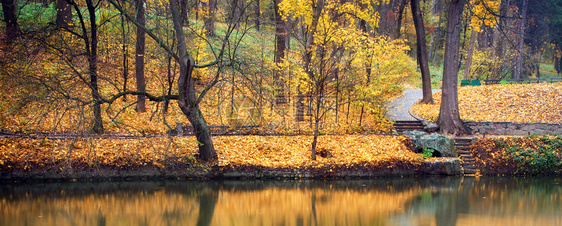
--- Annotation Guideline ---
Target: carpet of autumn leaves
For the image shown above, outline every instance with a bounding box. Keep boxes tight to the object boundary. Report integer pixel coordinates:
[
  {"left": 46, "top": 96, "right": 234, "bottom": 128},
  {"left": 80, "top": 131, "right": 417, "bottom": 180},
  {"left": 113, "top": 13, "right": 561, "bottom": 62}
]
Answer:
[
  {"left": 411, "top": 83, "right": 562, "bottom": 123},
  {"left": 471, "top": 136, "right": 562, "bottom": 175},
  {"left": 0, "top": 135, "right": 422, "bottom": 178}
]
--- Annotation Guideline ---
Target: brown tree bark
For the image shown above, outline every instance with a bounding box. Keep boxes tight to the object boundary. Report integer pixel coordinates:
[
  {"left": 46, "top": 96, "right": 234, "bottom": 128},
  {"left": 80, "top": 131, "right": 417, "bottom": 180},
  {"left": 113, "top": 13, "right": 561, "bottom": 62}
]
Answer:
[
  {"left": 180, "top": 0, "right": 189, "bottom": 26},
  {"left": 204, "top": 0, "right": 216, "bottom": 36},
  {"left": 274, "top": 0, "right": 286, "bottom": 105},
  {"left": 2, "top": 0, "right": 19, "bottom": 45},
  {"left": 394, "top": 0, "right": 407, "bottom": 40},
  {"left": 135, "top": 0, "right": 146, "bottom": 112},
  {"left": 55, "top": 0, "right": 72, "bottom": 27},
  {"left": 83, "top": 0, "right": 103, "bottom": 133},
  {"left": 170, "top": 0, "right": 216, "bottom": 161},
  {"left": 437, "top": 0, "right": 468, "bottom": 135},
  {"left": 492, "top": 0, "right": 510, "bottom": 79},
  {"left": 428, "top": 0, "right": 444, "bottom": 64},
  {"left": 254, "top": 0, "right": 260, "bottom": 30},
  {"left": 411, "top": 0, "right": 433, "bottom": 104},
  {"left": 515, "top": 0, "right": 528, "bottom": 80}
]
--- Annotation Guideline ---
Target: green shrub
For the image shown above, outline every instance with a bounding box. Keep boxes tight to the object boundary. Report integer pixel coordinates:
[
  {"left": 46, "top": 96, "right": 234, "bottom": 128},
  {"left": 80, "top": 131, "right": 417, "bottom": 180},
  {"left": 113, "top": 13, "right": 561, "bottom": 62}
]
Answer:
[{"left": 505, "top": 136, "right": 562, "bottom": 175}]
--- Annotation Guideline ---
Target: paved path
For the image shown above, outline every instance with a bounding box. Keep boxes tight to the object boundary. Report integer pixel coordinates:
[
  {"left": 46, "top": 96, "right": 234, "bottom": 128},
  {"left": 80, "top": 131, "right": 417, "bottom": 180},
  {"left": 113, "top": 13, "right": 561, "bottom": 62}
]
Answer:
[{"left": 386, "top": 89, "right": 441, "bottom": 121}]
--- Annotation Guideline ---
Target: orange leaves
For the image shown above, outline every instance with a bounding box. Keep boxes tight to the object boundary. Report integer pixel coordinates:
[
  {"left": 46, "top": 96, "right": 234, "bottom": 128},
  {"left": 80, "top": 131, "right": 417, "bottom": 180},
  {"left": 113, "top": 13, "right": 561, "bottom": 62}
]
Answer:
[
  {"left": 411, "top": 83, "right": 562, "bottom": 123},
  {"left": 0, "top": 135, "right": 422, "bottom": 174},
  {"left": 214, "top": 135, "right": 421, "bottom": 169}
]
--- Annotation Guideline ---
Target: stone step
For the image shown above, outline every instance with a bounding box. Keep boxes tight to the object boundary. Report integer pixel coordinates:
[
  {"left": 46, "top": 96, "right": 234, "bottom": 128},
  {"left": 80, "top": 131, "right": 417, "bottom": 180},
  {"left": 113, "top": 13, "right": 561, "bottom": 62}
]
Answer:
[
  {"left": 454, "top": 138, "right": 479, "bottom": 175},
  {"left": 393, "top": 120, "right": 426, "bottom": 134},
  {"left": 462, "top": 163, "right": 477, "bottom": 169}
]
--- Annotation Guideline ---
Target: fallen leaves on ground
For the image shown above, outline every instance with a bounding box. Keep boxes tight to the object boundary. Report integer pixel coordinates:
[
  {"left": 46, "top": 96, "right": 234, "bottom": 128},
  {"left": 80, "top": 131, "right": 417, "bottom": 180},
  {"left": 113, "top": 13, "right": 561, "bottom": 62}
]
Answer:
[
  {"left": 411, "top": 83, "right": 562, "bottom": 123},
  {"left": 0, "top": 135, "right": 422, "bottom": 173}
]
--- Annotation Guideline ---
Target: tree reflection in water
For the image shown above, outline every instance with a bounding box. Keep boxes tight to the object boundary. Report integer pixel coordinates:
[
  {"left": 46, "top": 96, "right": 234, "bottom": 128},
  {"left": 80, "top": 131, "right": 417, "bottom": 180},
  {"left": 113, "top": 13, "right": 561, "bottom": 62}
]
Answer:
[{"left": 0, "top": 177, "right": 560, "bottom": 225}]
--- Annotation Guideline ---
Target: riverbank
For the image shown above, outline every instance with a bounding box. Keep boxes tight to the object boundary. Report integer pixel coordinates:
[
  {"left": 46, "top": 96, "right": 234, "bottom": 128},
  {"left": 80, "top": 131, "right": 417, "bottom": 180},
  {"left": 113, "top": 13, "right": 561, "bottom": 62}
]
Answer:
[
  {"left": 1, "top": 135, "right": 560, "bottom": 182},
  {"left": 0, "top": 134, "right": 460, "bottom": 182}
]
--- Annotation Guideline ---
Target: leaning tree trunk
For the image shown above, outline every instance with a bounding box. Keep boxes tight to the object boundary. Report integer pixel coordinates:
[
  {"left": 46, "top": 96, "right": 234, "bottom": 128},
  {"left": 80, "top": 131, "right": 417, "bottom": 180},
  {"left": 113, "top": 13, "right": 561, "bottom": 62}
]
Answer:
[
  {"left": 437, "top": 0, "right": 468, "bottom": 135},
  {"left": 170, "top": 0, "right": 216, "bottom": 161},
  {"left": 411, "top": 0, "right": 433, "bottom": 104}
]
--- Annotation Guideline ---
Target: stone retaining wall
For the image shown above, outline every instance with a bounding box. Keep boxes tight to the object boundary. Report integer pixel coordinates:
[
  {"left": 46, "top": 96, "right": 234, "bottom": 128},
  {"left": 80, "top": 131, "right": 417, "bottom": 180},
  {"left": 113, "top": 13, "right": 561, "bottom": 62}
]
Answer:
[{"left": 465, "top": 121, "right": 562, "bottom": 136}]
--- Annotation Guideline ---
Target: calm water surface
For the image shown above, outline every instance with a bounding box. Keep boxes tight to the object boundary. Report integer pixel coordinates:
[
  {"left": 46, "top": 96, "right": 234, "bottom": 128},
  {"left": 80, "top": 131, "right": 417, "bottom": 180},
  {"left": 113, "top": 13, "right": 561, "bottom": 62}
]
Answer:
[{"left": 1, "top": 177, "right": 560, "bottom": 226}]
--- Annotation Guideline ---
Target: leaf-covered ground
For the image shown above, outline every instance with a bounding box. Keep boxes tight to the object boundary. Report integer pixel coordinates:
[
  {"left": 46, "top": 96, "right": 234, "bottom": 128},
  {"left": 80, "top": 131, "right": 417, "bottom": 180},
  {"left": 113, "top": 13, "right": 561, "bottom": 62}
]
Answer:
[
  {"left": 0, "top": 135, "right": 422, "bottom": 179},
  {"left": 411, "top": 83, "right": 562, "bottom": 123}
]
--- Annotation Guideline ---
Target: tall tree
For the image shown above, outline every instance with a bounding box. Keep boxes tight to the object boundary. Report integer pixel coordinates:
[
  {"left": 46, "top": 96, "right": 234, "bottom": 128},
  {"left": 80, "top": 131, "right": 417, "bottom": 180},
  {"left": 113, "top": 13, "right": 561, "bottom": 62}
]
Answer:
[
  {"left": 169, "top": 0, "right": 218, "bottom": 160},
  {"left": 55, "top": 0, "right": 73, "bottom": 27},
  {"left": 2, "top": 0, "right": 19, "bottom": 45},
  {"left": 204, "top": 0, "right": 217, "bottom": 36},
  {"left": 410, "top": 0, "right": 433, "bottom": 104},
  {"left": 254, "top": 0, "right": 261, "bottom": 30},
  {"left": 428, "top": 0, "right": 444, "bottom": 64},
  {"left": 135, "top": 0, "right": 147, "bottom": 112},
  {"left": 108, "top": 0, "right": 236, "bottom": 160},
  {"left": 394, "top": 0, "right": 408, "bottom": 40},
  {"left": 274, "top": 0, "right": 286, "bottom": 105},
  {"left": 437, "top": 0, "right": 468, "bottom": 135},
  {"left": 66, "top": 0, "right": 104, "bottom": 133},
  {"left": 515, "top": 0, "right": 528, "bottom": 80}
]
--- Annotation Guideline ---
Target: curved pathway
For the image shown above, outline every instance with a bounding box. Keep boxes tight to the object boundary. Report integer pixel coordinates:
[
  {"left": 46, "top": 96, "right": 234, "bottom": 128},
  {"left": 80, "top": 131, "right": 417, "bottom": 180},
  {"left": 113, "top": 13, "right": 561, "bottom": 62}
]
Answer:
[{"left": 386, "top": 89, "right": 440, "bottom": 121}]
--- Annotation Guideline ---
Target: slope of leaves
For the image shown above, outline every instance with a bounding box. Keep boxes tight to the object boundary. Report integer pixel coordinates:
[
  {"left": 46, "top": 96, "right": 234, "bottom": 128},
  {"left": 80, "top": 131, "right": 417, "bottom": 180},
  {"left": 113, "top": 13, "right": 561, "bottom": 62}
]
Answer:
[
  {"left": 471, "top": 136, "right": 562, "bottom": 175},
  {"left": 0, "top": 135, "right": 422, "bottom": 176},
  {"left": 411, "top": 83, "right": 562, "bottom": 123}
]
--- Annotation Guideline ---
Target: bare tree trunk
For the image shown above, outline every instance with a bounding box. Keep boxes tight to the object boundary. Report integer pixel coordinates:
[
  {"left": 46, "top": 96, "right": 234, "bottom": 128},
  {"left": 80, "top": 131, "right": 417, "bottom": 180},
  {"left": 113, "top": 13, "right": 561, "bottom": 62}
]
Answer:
[
  {"left": 254, "top": 0, "right": 260, "bottom": 30},
  {"left": 121, "top": 12, "right": 129, "bottom": 102},
  {"left": 180, "top": 0, "right": 189, "bottom": 25},
  {"left": 311, "top": 92, "right": 321, "bottom": 160},
  {"left": 56, "top": 0, "right": 72, "bottom": 27},
  {"left": 229, "top": 0, "right": 243, "bottom": 30},
  {"left": 492, "top": 0, "right": 510, "bottom": 79},
  {"left": 85, "top": 0, "right": 103, "bottom": 134},
  {"left": 135, "top": 0, "right": 147, "bottom": 112},
  {"left": 428, "top": 1, "right": 444, "bottom": 64},
  {"left": 170, "top": 0, "right": 216, "bottom": 161},
  {"left": 463, "top": 30, "right": 477, "bottom": 80},
  {"left": 437, "top": 0, "right": 468, "bottom": 135},
  {"left": 411, "top": 0, "right": 433, "bottom": 104},
  {"left": 394, "top": 0, "right": 407, "bottom": 40},
  {"left": 515, "top": 0, "right": 528, "bottom": 80},
  {"left": 204, "top": 0, "right": 216, "bottom": 37},
  {"left": 554, "top": 55, "right": 560, "bottom": 74},
  {"left": 2, "top": 0, "right": 19, "bottom": 45},
  {"left": 274, "top": 0, "right": 286, "bottom": 105}
]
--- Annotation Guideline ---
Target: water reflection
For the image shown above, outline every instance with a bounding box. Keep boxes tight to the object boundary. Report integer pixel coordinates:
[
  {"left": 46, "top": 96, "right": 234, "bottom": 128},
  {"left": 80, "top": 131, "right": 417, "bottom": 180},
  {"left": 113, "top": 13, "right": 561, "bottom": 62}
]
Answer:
[{"left": 1, "top": 177, "right": 560, "bottom": 226}]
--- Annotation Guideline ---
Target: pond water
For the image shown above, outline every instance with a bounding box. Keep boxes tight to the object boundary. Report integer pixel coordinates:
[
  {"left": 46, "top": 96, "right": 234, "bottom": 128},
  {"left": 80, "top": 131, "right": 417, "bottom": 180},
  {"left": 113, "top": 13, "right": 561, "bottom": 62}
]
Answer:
[{"left": 1, "top": 177, "right": 560, "bottom": 226}]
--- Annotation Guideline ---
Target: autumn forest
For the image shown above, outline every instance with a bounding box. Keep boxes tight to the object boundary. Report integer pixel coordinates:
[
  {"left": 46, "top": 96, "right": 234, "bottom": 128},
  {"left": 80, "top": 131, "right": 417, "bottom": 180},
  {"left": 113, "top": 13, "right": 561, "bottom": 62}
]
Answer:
[{"left": 1, "top": 0, "right": 561, "bottom": 177}]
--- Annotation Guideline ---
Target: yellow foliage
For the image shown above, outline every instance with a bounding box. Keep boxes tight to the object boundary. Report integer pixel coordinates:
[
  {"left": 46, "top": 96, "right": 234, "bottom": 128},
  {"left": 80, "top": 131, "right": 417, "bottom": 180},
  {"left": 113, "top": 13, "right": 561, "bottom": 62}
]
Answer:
[{"left": 469, "top": 0, "right": 500, "bottom": 32}]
